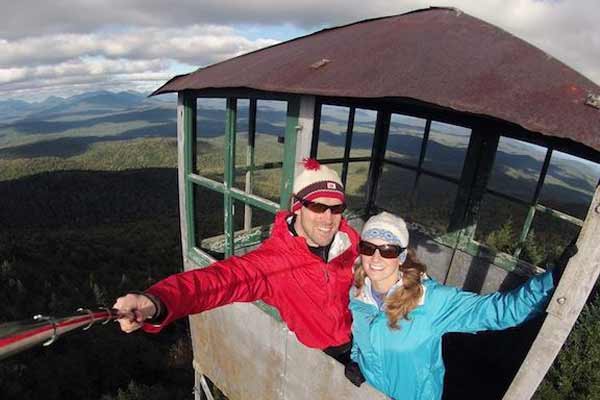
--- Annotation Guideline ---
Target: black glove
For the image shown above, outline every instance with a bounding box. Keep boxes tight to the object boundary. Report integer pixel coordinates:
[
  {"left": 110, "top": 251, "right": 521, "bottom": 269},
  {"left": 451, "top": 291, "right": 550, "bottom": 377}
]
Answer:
[
  {"left": 552, "top": 241, "right": 578, "bottom": 286},
  {"left": 344, "top": 361, "right": 365, "bottom": 387}
]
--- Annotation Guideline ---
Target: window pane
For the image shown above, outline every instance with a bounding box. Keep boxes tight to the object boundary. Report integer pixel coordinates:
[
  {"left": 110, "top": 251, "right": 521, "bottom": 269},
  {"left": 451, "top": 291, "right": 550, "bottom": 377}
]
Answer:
[
  {"left": 422, "top": 121, "right": 470, "bottom": 180},
  {"left": 538, "top": 150, "right": 600, "bottom": 220},
  {"left": 255, "top": 100, "right": 285, "bottom": 166},
  {"left": 475, "top": 194, "right": 529, "bottom": 254},
  {"left": 345, "top": 161, "right": 370, "bottom": 210},
  {"left": 375, "top": 163, "right": 415, "bottom": 219},
  {"left": 349, "top": 108, "right": 376, "bottom": 158},
  {"left": 196, "top": 98, "right": 226, "bottom": 182},
  {"left": 413, "top": 175, "right": 457, "bottom": 235},
  {"left": 232, "top": 199, "right": 275, "bottom": 253},
  {"left": 385, "top": 114, "right": 426, "bottom": 166},
  {"left": 487, "top": 137, "right": 547, "bottom": 202},
  {"left": 523, "top": 212, "right": 580, "bottom": 268},
  {"left": 253, "top": 168, "right": 282, "bottom": 202},
  {"left": 317, "top": 105, "right": 350, "bottom": 160},
  {"left": 193, "top": 185, "right": 225, "bottom": 259},
  {"left": 234, "top": 99, "right": 250, "bottom": 169}
]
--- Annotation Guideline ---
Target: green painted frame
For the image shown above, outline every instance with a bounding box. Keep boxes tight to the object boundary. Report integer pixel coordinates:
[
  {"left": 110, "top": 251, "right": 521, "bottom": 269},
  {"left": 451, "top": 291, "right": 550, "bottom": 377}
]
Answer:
[{"left": 181, "top": 93, "right": 300, "bottom": 267}]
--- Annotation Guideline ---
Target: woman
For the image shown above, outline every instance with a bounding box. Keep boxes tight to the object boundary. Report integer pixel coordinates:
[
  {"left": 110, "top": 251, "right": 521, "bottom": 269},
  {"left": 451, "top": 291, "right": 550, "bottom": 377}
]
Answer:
[{"left": 348, "top": 212, "right": 554, "bottom": 400}]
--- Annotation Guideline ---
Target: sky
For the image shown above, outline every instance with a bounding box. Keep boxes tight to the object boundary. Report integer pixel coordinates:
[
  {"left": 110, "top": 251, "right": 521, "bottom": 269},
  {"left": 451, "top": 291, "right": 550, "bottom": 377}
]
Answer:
[{"left": 1, "top": 0, "right": 599, "bottom": 102}]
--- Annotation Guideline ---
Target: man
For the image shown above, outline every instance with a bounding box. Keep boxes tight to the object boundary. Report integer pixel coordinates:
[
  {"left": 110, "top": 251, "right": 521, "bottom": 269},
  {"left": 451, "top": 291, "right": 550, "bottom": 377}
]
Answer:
[{"left": 113, "top": 159, "right": 361, "bottom": 366}]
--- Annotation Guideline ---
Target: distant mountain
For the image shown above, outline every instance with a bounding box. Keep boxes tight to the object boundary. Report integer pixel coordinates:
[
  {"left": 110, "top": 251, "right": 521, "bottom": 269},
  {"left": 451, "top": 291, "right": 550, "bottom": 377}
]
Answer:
[{"left": 0, "top": 90, "right": 167, "bottom": 121}]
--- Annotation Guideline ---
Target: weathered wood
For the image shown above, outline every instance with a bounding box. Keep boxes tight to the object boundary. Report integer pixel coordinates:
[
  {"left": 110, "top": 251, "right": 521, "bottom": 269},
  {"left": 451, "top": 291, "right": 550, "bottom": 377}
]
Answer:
[
  {"left": 189, "top": 289, "right": 389, "bottom": 400},
  {"left": 503, "top": 185, "right": 600, "bottom": 400}
]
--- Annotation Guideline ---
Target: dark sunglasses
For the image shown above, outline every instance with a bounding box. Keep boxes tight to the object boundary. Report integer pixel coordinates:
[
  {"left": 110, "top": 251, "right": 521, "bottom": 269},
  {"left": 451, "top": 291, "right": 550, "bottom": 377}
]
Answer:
[
  {"left": 295, "top": 196, "right": 346, "bottom": 214},
  {"left": 359, "top": 240, "right": 405, "bottom": 259}
]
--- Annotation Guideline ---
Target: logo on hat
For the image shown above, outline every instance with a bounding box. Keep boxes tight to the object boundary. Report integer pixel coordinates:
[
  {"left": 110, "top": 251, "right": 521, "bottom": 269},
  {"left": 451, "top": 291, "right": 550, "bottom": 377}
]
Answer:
[{"left": 327, "top": 182, "right": 336, "bottom": 190}]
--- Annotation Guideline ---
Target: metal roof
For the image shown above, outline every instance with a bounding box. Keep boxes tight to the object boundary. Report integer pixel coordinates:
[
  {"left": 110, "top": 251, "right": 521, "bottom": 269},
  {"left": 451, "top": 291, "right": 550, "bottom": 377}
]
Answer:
[{"left": 153, "top": 7, "right": 600, "bottom": 153}]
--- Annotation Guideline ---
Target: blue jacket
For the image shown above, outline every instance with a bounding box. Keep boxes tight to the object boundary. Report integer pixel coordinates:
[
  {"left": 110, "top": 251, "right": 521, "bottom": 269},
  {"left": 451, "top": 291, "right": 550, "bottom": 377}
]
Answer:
[{"left": 349, "top": 272, "right": 554, "bottom": 400}]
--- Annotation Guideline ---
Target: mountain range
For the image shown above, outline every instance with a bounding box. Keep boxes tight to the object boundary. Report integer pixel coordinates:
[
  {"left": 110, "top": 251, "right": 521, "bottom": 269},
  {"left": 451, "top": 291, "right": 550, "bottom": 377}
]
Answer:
[{"left": 0, "top": 90, "right": 174, "bottom": 122}]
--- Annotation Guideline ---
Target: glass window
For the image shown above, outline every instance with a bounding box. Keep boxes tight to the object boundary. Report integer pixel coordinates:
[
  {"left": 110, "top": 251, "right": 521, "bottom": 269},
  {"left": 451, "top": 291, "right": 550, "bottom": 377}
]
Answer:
[
  {"left": 385, "top": 114, "right": 426, "bottom": 166},
  {"left": 376, "top": 163, "right": 416, "bottom": 219},
  {"left": 475, "top": 194, "right": 529, "bottom": 254},
  {"left": 254, "top": 100, "right": 285, "bottom": 166},
  {"left": 234, "top": 99, "right": 250, "bottom": 169},
  {"left": 196, "top": 98, "right": 227, "bottom": 182},
  {"left": 487, "top": 137, "right": 547, "bottom": 202},
  {"left": 344, "top": 162, "right": 370, "bottom": 210},
  {"left": 412, "top": 175, "right": 458, "bottom": 235},
  {"left": 538, "top": 150, "right": 600, "bottom": 220},
  {"left": 422, "top": 121, "right": 470, "bottom": 180},
  {"left": 523, "top": 211, "right": 581, "bottom": 268},
  {"left": 349, "top": 108, "right": 376, "bottom": 158},
  {"left": 193, "top": 185, "right": 225, "bottom": 259},
  {"left": 317, "top": 105, "right": 350, "bottom": 160},
  {"left": 233, "top": 200, "right": 275, "bottom": 230}
]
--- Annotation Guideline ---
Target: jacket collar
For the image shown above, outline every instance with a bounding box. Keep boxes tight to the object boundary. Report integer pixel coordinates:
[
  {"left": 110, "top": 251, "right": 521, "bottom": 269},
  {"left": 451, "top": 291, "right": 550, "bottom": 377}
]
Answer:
[
  {"left": 351, "top": 274, "right": 427, "bottom": 309},
  {"left": 282, "top": 212, "right": 353, "bottom": 262}
]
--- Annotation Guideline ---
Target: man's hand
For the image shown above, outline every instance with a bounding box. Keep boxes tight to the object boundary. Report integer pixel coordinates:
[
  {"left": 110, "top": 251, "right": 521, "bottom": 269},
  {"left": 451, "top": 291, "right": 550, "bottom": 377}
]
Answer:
[{"left": 112, "top": 293, "right": 157, "bottom": 333}]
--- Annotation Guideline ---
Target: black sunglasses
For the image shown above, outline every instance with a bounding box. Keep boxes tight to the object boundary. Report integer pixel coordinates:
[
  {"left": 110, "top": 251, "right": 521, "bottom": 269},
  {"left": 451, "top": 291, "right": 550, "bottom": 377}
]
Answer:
[
  {"left": 295, "top": 196, "right": 346, "bottom": 214},
  {"left": 359, "top": 240, "right": 405, "bottom": 259}
]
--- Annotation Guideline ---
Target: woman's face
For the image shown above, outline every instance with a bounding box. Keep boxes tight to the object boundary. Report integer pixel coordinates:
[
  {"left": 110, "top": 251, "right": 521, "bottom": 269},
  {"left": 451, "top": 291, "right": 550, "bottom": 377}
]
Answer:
[{"left": 360, "top": 238, "right": 401, "bottom": 292}]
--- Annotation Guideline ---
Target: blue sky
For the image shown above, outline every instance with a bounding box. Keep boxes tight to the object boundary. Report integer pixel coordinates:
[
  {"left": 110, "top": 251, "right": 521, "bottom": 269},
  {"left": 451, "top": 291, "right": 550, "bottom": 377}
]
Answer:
[{"left": 1, "top": 0, "right": 598, "bottom": 101}]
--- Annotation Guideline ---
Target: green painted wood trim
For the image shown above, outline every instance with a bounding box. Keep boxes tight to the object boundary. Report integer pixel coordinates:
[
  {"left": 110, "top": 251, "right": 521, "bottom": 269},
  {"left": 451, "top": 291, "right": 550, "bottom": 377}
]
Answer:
[
  {"left": 188, "top": 173, "right": 226, "bottom": 193},
  {"left": 536, "top": 204, "right": 584, "bottom": 227},
  {"left": 235, "top": 161, "right": 283, "bottom": 174},
  {"left": 462, "top": 239, "right": 541, "bottom": 276},
  {"left": 188, "top": 246, "right": 217, "bottom": 267},
  {"left": 514, "top": 206, "right": 537, "bottom": 258},
  {"left": 280, "top": 97, "right": 301, "bottom": 210},
  {"left": 230, "top": 187, "right": 280, "bottom": 214},
  {"left": 188, "top": 174, "right": 279, "bottom": 213},
  {"left": 366, "top": 110, "right": 391, "bottom": 215},
  {"left": 224, "top": 98, "right": 237, "bottom": 257},
  {"left": 253, "top": 300, "right": 282, "bottom": 322},
  {"left": 183, "top": 93, "right": 197, "bottom": 251},
  {"left": 514, "top": 148, "right": 553, "bottom": 257},
  {"left": 244, "top": 99, "right": 257, "bottom": 230},
  {"left": 341, "top": 107, "right": 356, "bottom": 187},
  {"left": 200, "top": 225, "right": 272, "bottom": 253}
]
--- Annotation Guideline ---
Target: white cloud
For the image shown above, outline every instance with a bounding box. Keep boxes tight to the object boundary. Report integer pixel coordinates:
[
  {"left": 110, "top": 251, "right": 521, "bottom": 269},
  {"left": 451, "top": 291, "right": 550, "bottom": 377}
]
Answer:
[{"left": 0, "top": 0, "right": 598, "bottom": 100}]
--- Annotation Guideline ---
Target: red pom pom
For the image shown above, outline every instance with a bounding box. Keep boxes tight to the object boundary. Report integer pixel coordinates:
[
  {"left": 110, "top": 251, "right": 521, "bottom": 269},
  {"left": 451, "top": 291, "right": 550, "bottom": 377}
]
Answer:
[{"left": 302, "top": 158, "right": 321, "bottom": 170}]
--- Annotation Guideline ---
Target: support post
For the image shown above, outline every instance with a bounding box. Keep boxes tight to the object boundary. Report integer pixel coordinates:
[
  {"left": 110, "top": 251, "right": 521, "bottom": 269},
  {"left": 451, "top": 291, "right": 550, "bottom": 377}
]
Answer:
[
  {"left": 224, "top": 98, "right": 237, "bottom": 256},
  {"left": 179, "top": 92, "right": 197, "bottom": 260},
  {"left": 503, "top": 184, "right": 600, "bottom": 399},
  {"left": 244, "top": 99, "right": 257, "bottom": 230}
]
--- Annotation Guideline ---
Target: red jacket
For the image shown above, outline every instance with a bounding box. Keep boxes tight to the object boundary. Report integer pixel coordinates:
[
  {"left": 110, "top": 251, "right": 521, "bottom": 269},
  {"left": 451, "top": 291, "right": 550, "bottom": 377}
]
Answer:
[{"left": 143, "top": 211, "right": 360, "bottom": 349}]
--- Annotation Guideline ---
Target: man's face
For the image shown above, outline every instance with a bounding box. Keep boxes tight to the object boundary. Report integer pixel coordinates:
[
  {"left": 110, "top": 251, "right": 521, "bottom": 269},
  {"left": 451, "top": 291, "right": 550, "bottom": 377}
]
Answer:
[{"left": 295, "top": 197, "right": 343, "bottom": 247}]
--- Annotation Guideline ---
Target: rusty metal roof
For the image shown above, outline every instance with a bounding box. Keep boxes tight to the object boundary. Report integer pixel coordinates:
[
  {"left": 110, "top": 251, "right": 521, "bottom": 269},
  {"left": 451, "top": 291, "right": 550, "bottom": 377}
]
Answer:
[{"left": 153, "top": 7, "right": 600, "bottom": 153}]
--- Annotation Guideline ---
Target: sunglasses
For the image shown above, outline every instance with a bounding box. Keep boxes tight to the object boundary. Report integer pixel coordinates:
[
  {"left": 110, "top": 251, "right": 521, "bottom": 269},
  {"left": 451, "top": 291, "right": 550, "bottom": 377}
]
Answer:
[
  {"left": 295, "top": 196, "right": 346, "bottom": 214},
  {"left": 359, "top": 240, "right": 405, "bottom": 259}
]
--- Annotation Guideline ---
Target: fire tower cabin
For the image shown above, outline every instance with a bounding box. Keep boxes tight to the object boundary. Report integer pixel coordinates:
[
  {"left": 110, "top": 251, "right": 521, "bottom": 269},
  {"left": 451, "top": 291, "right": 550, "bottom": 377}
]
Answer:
[{"left": 150, "top": 7, "right": 600, "bottom": 400}]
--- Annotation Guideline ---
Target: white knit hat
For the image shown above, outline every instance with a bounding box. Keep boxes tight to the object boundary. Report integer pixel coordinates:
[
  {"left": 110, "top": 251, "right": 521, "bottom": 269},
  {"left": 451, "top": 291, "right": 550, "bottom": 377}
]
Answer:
[
  {"left": 292, "top": 159, "right": 344, "bottom": 212},
  {"left": 361, "top": 212, "right": 409, "bottom": 248}
]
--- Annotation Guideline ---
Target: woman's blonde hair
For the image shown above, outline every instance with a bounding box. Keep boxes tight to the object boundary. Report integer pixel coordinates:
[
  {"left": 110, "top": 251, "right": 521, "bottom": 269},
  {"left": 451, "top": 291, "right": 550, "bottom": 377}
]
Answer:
[{"left": 354, "top": 249, "right": 427, "bottom": 329}]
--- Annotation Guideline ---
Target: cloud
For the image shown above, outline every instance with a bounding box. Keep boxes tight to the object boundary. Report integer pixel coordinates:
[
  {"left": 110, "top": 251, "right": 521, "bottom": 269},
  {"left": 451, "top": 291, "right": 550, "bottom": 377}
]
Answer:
[
  {"left": 0, "top": 25, "right": 278, "bottom": 99},
  {"left": 0, "top": 26, "right": 277, "bottom": 67}
]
